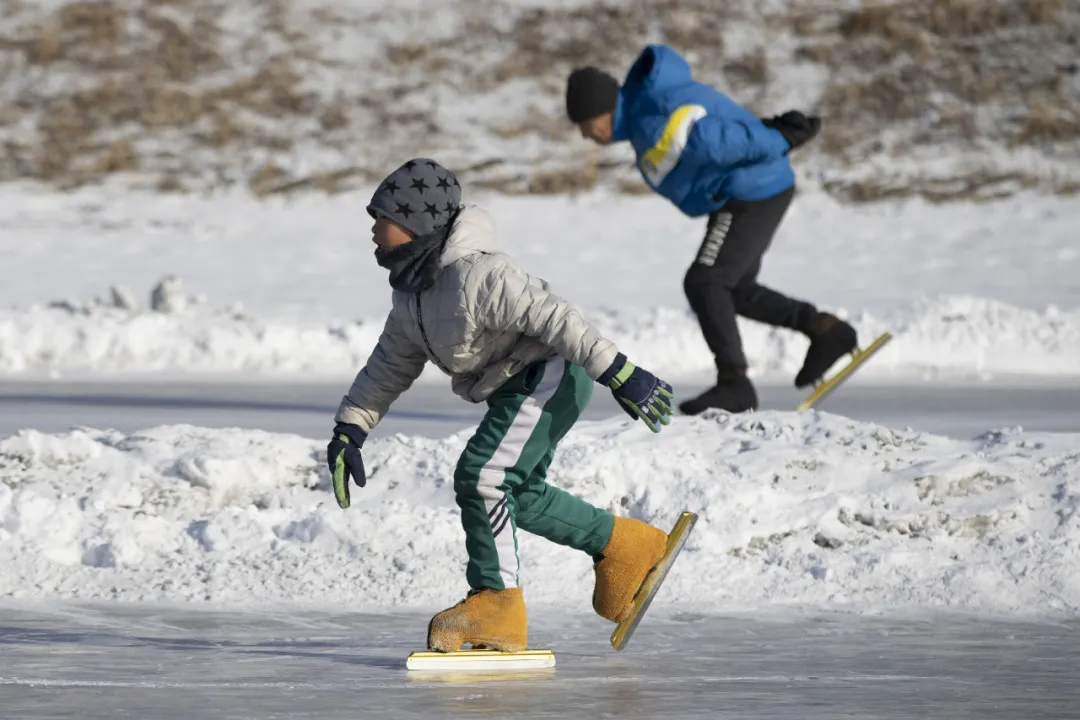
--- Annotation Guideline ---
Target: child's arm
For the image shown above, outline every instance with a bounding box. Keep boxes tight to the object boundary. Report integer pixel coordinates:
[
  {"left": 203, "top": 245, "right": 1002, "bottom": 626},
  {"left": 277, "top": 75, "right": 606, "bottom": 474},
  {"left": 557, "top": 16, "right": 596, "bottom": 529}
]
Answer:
[
  {"left": 334, "top": 311, "right": 428, "bottom": 432},
  {"left": 471, "top": 255, "right": 620, "bottom": 379},
  {"left": 473, "top": 255, "right": 674, "bottom": 431},
  {"left": 684, "top": 109, "right": 790, "bottom": 169}
]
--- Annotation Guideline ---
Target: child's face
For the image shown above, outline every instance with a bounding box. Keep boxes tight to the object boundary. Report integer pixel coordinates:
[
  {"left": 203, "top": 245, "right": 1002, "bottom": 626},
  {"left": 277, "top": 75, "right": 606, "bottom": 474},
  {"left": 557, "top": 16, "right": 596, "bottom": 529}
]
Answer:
[
  {"left": 578, "top": 113, "right": 613, "bottom": 145},
  {"left": 372, "top": 215, "right": 414, "bottom": 251}
]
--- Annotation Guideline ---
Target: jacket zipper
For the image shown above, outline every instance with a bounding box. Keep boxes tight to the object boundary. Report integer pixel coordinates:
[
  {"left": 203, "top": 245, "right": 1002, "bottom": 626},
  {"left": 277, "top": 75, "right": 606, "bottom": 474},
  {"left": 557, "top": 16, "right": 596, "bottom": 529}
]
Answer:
[{"left": 415, "top": 293, "right": 451, "bottom": 373}]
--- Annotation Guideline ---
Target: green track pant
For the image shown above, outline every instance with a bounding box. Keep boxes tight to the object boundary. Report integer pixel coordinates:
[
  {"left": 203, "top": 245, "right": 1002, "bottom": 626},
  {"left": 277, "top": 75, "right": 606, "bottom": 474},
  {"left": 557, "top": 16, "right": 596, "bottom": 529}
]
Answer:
[{"left": 454, "top": 354, "right": 616, "bottom": 590}]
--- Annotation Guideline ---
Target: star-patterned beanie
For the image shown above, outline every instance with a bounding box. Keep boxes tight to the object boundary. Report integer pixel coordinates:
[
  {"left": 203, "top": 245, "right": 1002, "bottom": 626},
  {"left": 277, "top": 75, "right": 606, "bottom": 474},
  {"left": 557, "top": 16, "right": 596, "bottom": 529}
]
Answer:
[{"left": 366, "top": 158, "right": 462, "bottom": 238}]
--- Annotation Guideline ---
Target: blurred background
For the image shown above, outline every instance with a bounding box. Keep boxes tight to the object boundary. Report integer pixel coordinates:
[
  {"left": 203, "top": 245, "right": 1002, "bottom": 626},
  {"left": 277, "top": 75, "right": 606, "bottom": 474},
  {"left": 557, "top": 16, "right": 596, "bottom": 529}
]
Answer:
[
  {"left": 1, "top": 0, "right": 1077, "bottom": 436},
  {"left": 2, "top": 0, "right": 1076, "bottom": 198}
]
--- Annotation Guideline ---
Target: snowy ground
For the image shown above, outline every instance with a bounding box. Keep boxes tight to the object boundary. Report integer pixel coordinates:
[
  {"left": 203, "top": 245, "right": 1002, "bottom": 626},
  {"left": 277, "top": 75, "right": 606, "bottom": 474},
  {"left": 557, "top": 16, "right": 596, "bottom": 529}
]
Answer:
[
  {"left": 2, "top": 603, "right": 1077, "bottom": 720},
  {"left": 1, "top": 185, "right": 1079, "bottom": 382},
  {"left": 3, "top": 412, "right": 1078, "bottom": 615}
]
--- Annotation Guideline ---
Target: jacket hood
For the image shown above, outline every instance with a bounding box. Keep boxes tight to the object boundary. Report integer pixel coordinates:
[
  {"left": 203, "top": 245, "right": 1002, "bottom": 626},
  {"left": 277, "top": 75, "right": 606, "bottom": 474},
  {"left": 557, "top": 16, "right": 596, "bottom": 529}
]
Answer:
[
  {"left": 440, "top": 205, "right": 498, "bottom": 266},
  {"left": 624, "top": 44, "right": 693, "bottom": 92},
  {"left": 612, "top": 44, "right": 694, "bottom": 142}
]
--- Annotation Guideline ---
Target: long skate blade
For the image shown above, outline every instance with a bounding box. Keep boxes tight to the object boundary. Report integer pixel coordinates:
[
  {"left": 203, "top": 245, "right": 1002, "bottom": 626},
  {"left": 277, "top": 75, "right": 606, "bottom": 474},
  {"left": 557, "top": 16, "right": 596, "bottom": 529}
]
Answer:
[
  {"left": 610, "top": 511, "right": 697, "bottom": 652},
  {"left": 406, "top": 648, "right": 555, "bottom": 672},
  {"left": 796, "top": 332, "right": 893, "bottom": 412}
]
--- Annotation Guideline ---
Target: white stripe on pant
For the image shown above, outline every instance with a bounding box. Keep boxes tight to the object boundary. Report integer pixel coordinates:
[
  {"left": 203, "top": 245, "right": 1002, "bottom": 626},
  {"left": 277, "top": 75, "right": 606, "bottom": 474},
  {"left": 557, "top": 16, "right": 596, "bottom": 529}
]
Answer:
[{"left": 475, "top": 355, "right": 566, "bottom": 589}]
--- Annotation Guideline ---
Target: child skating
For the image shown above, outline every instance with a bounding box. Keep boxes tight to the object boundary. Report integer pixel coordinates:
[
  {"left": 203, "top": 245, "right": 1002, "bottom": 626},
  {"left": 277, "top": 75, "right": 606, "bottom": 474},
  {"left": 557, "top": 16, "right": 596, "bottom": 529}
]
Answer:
[
  {"left": 565, "top": 44, "right": 870, "bottom": 415},
  {"left": 326, "top": 158, "right": 686, "bottom": 653}
]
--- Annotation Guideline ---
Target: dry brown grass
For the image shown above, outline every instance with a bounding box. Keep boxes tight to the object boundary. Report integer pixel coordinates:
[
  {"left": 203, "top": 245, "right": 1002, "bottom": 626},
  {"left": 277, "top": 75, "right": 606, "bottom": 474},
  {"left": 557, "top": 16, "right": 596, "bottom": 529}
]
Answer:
[
  {"left": 724, "top": 48, "right": 770, "bottom": 89},
  {"left": 823, "top": 170, "right": 1058, "bottom": 204},
  {"left": 0, "top": 0, "right": 357, "bottom": 192},
  {"left": 1013, "top": 95, "right": 1080, "bottom": 146},
  {"left": 791, "top": 0, "right": 1080, "bottom": 182},
  {"left": 375, "top": 0, "right": 753, "bottom": 98},
  {"left": 367, "top": 0, "right": 767, "bottom": 195},
  {"left": 0, "top": 0, "right": 1077, "bottom": 202},
  {"left": 471, "top": 159, "right": 599, "bottom": 196}
]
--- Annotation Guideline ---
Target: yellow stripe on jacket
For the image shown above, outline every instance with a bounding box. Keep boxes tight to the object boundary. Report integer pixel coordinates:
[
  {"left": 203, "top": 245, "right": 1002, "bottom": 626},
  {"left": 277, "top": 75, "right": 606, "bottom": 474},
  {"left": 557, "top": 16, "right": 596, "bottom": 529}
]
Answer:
[{"left": 639, "top": 104, "right": 708, "bottom": 187}]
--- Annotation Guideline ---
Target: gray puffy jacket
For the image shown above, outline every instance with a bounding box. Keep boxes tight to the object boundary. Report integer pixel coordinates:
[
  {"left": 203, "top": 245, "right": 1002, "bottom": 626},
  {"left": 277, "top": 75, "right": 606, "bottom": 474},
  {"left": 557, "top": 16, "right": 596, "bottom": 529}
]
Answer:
[{"left": 335, "top": 205, "right": 620, "bottom": 432}]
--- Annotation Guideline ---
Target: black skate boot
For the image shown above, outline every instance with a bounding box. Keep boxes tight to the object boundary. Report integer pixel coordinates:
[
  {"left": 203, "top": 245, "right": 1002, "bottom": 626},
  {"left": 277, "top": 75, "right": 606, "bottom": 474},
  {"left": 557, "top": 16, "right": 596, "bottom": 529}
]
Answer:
[
  {"left": 678, "top": 364, "right": 758, "bottom": 416},
  {"left": 795, "top": 312, "right": 858, "bottom": 389}
]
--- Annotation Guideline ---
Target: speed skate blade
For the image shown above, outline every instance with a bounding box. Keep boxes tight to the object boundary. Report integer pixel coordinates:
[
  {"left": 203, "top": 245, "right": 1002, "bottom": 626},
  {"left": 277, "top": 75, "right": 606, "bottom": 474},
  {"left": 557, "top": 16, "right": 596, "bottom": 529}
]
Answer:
[
  {"left": 406, "top": 648, "right": 555, "bottom": 672},
  {"left": 610, "top": 511, "right": 697, "bottom": 652},
  {"left": 796, "top": 332, "right": 893, "bottom": 412}
]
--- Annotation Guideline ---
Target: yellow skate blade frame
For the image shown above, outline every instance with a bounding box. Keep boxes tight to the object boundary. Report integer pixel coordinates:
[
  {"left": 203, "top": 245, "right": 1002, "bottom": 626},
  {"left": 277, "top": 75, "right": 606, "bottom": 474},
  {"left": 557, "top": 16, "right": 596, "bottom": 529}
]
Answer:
[
  {"left": 796, "top": 332, "right": 893, "bottom": 413},
  {"left": 406, "top": 648, "right": 555, "bottom": 672},
  {"left": 610, "top": 511, "right": 698, "bottom": 652}
]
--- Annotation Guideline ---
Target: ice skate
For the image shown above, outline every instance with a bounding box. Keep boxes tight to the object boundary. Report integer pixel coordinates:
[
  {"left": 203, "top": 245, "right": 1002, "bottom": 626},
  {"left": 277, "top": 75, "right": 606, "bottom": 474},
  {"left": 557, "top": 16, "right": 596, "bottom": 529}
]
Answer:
[
  {"left": 678, "top": 365, "right": 758, "bottom": 416},
  {"left": 795, "top": 312, "right": 858, "bottom": 389},
  {"left": 607, "top": 512, "right": 698, "bottom": 651},
  {"left": 796, "top": 331, "right": 893, "bottom": 412},
  {"left": 592, "top": 517, "right": 669, "bottom": 623},
  {"left": 427, "top": 587, "right": 528, "bottom": 653}
]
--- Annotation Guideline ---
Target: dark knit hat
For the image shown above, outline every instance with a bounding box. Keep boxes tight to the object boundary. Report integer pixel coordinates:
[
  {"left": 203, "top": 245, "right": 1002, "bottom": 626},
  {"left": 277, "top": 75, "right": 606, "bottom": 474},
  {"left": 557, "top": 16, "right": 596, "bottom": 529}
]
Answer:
[
  {"left": 366, "top": 158, "right": 462, "bottom": 238},
  {"left": 565, "top": 66, "right": 620, "bottom": 123}
]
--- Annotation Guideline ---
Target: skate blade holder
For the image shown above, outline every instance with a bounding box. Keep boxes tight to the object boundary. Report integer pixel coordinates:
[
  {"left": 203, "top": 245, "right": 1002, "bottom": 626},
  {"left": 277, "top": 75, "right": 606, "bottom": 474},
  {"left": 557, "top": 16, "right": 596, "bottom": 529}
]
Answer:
[
  {"left": 406, "top": 648, "right": 555, "bottom": 672},
  {"left": 796, "top": 332, "right": 893, "bottom": 412}
]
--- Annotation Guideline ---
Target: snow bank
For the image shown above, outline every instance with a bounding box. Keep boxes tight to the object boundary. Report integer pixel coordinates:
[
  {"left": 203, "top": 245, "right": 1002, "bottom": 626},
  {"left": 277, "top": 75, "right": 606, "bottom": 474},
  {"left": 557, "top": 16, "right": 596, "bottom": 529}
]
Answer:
[
  {"left": 0, "top": 279, "right": 386, "bottom": 378},
  {"left": 2, "top": 413, "right": 1078, "bottom": 614},
  {"left": 603, "top": 295, "right": 1080, "bottom": 380},
  {"left": 2, "top": 283, "right": 1079, "bottom": 381}
]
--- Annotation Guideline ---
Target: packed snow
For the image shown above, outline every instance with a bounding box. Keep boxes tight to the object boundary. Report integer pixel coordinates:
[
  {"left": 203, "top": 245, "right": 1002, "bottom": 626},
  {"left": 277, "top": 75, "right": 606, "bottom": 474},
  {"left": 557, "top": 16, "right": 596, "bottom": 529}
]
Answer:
[
  {"left": 1, "top": 412, "right": 1077, "bottom": 614},
  {"left": 2, "top": 186, "right": 1079, "bottom": 381},
  {"left": 4, "top": 286, "right": 1079, "bottom": 382}
]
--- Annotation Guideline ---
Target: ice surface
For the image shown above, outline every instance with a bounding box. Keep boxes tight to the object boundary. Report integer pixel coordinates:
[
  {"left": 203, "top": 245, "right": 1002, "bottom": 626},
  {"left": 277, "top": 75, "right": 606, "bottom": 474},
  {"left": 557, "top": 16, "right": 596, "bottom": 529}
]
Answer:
[
  {"left": 4, "top": 376, "right": 1080, "bottom": 442},
  {"left": 2, "top": 412, "right": 1079, "bottom": 615},
  {"left": 0, "top": 602, "right": 1076, "bottom": 719}
]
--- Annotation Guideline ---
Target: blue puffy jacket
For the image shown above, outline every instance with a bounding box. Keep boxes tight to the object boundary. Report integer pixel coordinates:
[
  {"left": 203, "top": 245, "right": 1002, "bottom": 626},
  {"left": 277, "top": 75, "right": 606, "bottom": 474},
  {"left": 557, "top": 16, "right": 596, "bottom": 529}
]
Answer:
[{"left": 611, "top": 45, "right": 795, "bottom": 217}]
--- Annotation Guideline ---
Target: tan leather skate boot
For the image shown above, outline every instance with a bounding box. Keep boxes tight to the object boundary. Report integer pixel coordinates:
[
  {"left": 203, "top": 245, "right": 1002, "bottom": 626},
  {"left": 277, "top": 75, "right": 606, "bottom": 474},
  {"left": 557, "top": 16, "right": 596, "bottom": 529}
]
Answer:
[
  {"left": 426, "top": 587, "right": 528, "bottom": 652},
  {"left": 592, "top": 517, "right": 668, "bottom": 623}
]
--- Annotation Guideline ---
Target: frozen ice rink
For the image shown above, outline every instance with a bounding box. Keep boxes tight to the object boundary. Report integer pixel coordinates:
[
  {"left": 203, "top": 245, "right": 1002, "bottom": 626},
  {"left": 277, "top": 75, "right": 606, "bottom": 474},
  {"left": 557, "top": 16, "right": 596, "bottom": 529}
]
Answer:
[
  {"left": 3, "top": 377, "right": 1079, "bottom": 440},
  {"left": 1, "top": 602, "right": 1076, "bottom": 719}
]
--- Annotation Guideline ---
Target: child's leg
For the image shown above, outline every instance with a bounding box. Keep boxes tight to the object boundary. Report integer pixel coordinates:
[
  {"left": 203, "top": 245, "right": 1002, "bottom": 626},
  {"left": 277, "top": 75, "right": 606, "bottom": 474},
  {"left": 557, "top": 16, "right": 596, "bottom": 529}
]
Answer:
[
  {"left": 511, "top": 365, "right": 613, "bottom": 555},
  {"left": 507, "top": 442, "right": 617, "bottom": 561},
  {"left": 453, "top": 355, "right": 611, "bottom": 590},
  {"left": 432, "top": 355, "right": 666, "bottom": 651},
  {"left": 509, "top": 378, "right": 668, "bottom": 625},
  {"left": 513, "top": 445, "right": 613, "bottom": 557}
]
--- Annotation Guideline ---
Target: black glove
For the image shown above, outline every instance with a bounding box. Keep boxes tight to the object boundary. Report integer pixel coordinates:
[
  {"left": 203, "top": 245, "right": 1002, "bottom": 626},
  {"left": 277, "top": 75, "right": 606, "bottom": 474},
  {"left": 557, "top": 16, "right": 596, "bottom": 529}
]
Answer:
[
  {"left": 761, "top": 110, "right": 822, "bottom": 152},
  {"left": 327, "top": 422, "right": 367, "bottom": 509}
]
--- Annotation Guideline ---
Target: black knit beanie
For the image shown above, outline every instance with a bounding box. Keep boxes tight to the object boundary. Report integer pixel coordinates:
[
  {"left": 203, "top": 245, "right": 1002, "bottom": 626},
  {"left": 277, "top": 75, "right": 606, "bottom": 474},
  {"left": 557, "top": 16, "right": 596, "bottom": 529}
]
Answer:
[{"left": 565, "top": 66, "right": 620, "bottom": 123}]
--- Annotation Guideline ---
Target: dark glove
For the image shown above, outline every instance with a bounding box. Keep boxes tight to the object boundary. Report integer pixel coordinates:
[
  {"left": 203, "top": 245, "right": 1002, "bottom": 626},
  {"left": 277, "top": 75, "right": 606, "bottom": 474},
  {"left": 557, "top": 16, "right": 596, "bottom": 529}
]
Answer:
[
  {"left": 327, "top": 422, "right": 368, "bottom": 509},
  {"left": 597, "top": 353, "right": 674, "bottom": 432},
  {"left": 761, "top": 110, "right": 821, "bottom": 152}
]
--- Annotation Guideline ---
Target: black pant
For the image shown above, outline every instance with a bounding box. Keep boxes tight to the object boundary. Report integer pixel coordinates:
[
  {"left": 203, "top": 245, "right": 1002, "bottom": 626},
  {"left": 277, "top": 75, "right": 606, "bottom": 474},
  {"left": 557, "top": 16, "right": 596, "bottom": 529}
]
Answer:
[{"left": 682, "top": 185, "right": 816, "bottom": 370}]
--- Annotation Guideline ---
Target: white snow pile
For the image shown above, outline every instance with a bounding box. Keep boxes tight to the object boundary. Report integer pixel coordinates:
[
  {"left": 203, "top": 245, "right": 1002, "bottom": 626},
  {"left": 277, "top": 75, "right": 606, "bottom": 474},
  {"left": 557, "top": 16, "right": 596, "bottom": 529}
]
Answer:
[
  {"left": 2, "top": 279, "right": 1079, "bottom": 380},
  {"left": 2, "top": 412, "right": 1078, "bottom": 614},
  {"left": 604, "top": 295, "right": 1080, "bottom": 380},
  {"left": 0, "top": 277, "right": 384, "bottom": 377}
]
